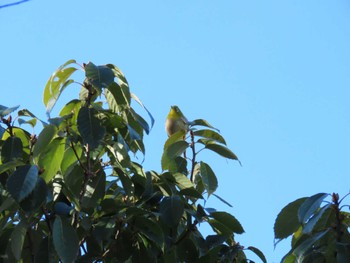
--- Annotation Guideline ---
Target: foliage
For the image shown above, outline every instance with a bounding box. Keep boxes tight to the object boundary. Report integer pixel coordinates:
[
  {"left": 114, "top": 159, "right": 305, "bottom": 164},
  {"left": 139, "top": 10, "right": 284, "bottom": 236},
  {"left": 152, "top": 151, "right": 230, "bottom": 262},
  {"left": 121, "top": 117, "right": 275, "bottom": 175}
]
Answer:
[
  {"left": 0, "top": 60, "right": 265, "bottom": 262},
  {"left": 274, "top": 192, "right": 350, "bottom": 262}
]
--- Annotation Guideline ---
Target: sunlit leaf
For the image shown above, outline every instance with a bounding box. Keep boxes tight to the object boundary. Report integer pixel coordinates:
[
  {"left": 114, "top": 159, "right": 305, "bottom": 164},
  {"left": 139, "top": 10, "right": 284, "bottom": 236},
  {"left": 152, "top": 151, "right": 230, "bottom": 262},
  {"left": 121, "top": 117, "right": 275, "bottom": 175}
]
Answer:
[
  {"left": 161, "top": 140, "right": 188, "bottom": 171},
  {"left": 202, "top": 143, "right": 240, "bottom": 162},
  {"left": 193, "top": 129, "right": 226, "bottom": 145},
  {"left": 190, "top": 119, "right": 219, "bottom": 132},
  {"left": 33, "top": 124, "right": 57, "bottom": 160},
  {"left": 7, "top": 165, "right": 38, "bottom": 202},
  {"left": 18, "top": 109, "right": 47, "bottom": 126},
  {"left": 53, "top": 216, "right": 79, "bottom": 263},
  {"left": 302, "top": 204, "right": 331, "bottom": 234},
  {"left": 43, "top": 60, "right": 77, "bottom": 114}
]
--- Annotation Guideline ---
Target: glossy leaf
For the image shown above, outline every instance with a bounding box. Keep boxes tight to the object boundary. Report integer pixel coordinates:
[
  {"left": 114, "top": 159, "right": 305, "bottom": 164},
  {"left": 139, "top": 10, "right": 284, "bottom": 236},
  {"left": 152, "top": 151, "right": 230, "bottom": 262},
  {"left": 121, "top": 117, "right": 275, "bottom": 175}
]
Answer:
[
  {"left": 302, "top": 204, "right": 331, "bottom": 234},
  {"left": 10, "top": 221, "right": 27, "bottom": 261},
  {"left": 160, "top": 195, "right": 185, "bottom": 227},
  {"left": 77, "top": 107, "right": 105, "bottom": 150},
  {"left": 210, "top": 211, "right": 244, "bottom": 234},
  {"left": 53, "top": 216, "right": 79, "bottom": 263},
  {"left": 0, "top": 105, "right": 19, "bottom": 117},
  {"left": 38, "top": 137, "right": 66, "bottom": 183},
  {"left": 19, "top": 177, "right": 48, "bottom": 213},
  {"left": 43, "top": 60, "right": 77, "bottom": 114},
  {"left": 247, "top": 246, "right": 267, "bottom": 263},
  {"left": 105, "top": 82, "right": 129, "bottom": 113},
  {"left": 131, "top": 93, "right": 155, "bottom": 129},
  {"left": 1, "top": 136, "right": 23, "bottom": 163},
  {"left": 293, "top": 230, "right": 329, "bottom": 260},
  {"left": 200, "top": 161, "right": 218, "bottom": 197},
  {"left": 33, "top": 124, "right": 57, "bottom": 160},
  {"left": 81, "top": 169, "right": 106, "bottom": 210},
  {"left": 84, "top": 62, "right": 115, "bottom": 90},
  {"left": 274, "top": 197, "right": 307, "bottom": 241},
  {"left": 298, "top": 193, "right": 328, "bottom": 224},
  {"left": 7, "top": 165, "right": 38, "bottom": 202},
  {"left": 134, "top": 216, "right": 164, "bottom": 246},
  {"left": 18, "top": 109, "right": 47, "bottom": 126},
  {"left": 193, "top": 129, "right": 226, "bottom": 145},
  {"left": 203, "top": 143, "right": 239, "bottom": 162}
]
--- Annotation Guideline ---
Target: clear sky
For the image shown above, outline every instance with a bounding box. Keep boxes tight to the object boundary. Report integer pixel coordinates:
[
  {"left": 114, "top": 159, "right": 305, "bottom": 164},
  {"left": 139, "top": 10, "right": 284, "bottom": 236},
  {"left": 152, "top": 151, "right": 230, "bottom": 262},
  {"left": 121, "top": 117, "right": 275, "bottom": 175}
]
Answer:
[{"left": 1, "top": 1, "right": 350, "bottom": 262}]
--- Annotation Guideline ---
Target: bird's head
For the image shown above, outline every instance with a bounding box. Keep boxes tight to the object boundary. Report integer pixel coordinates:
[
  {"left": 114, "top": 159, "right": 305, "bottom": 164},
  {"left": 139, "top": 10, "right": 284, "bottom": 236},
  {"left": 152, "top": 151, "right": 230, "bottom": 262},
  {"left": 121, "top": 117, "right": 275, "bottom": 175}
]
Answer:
[{"left": 168, "top": 105, "right": 184, "bottom": 119}]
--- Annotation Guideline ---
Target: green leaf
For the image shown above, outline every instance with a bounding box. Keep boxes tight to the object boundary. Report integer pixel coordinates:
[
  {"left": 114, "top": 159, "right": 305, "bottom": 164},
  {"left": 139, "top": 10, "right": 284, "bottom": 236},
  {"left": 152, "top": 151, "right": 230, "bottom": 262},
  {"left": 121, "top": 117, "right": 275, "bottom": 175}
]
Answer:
[
  {"left": 293, "top": 230, "right": 329, "bottom": 260},
  {"left": 1, "top": 136, "right": 23, "bottom": 163},
  {"left": 60, "top": 145, "right": 82, "bottom": 174},
  {"left": 160, "top": 195, "right": 185, "bottom": 227},
  {"left": 0, "top": 105, "right": 20, "bottom": 117},
  {"left": 274, "top": 197, "right": 307, "bottom": 241},
  {"left": 19, "top": 177, "right": 48, "bottom": 213},
  {"left": 191, "top": 119, "right": 219, "bottom": 131},
  {"left": 202, "top": 143, "right": 240, "bottom": 162},
  {"left": 0, "top": 160, "right": 24, "bottom": 174},
  {"left": 212, "top": 193, "right": 233, "bottom": 208},
  {"left": 10, "top": 221, "right": 27, "bottom": 261},
  {"left": 193, "top": 129, "right": 226, "bottom": 145},
  {"left": 247, "top": 246, "right": 267, "bottom": 263},
  {"left": 33, "top": 124, "right": 57, "bottom": 160},
  {"left": 53, "top": 216, "right": 79, "bottom": 263},
  {"left": 84, "top": 62, "right": 115, "bottom": 90},
  {"left": 337, "top": 243, "right": 350, "bottom": 262},
  {"left": 173, "top": 172, "right": 194, "bottom": 190},
  {"left": 54, "top": 202, "right": 74, "bottom": 216},
  {"left": 18, "top": 109, "right": 47, "bottom": 126},
  {"left": 134, "top": 216, "right": 164, "bottom": 246},
  {"left": 161, "top": 140, "right": 188, "bottom": 171},
  {"left": 81, "top": 169, "right": 106, "bottom": 210},
  {"left": 298, "top": 193, "right": 328, "bottom": 224},
  {"left": 7, "top": 165, "right": 38, "bottom": 202},
  {"left": 43, "top": 60, "right": 77, "bottom": 114},
  {"left": 38, "top": 137, "right": 66, "bottom": 183},
  {"left": 77, "top": 107, "right": 106, "bottom": 150},
  {"left": 200, "top": 161, "right": 218, "bottom": 197},
  {"left": 105, "top": 82, "right": 130, "bottom": 112},
  {"left": 131, "top": 93, "right": 155, "bottom": 129},
  {"left": 18, "top": 118, "right": 37, "bottom": 128},
  {"left": 302, "top": 204, "right": 331, "bottom": 234},
  {"left": 210, "top": 211, "right": 244, "bottom": 234},
  {"left": 106, "top": 63, "right": 129, "bottom": 86}
]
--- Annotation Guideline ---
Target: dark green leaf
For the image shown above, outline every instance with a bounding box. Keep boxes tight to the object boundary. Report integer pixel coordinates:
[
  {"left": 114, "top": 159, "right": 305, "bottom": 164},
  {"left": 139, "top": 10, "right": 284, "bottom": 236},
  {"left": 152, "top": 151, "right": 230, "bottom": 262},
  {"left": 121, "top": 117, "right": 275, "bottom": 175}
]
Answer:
[
  {"left": 293, "top": 230, "right": 329, "bottom": 260},
  {"left": 53, "top": 216, "right": 79, "bottom": 263},
  {"left": 203, "top": 143, "right": 240, "bottom": 162},
  {"left": 168, "top": 156, "right": 188, "bottom": 174},
  {"left": 10, "top": 221, "right": 27, "bottom": 261},
  {"left": 134, "top": 216, "right": 164, "bottom": 246},
  {"left": 1, "top": 136, "right": 23, "bottom": 163},
  {"left": 0, "top": 160, "right": 24, "bottom": 174},
  {"left": 298, "top": 193, "right": 328, "bottom": 224},
  {"left": 77, "top": 107, "right": 105, "bottom": 150},
  {"left": 274, "top": 197, "right": 307, "bottom": 241},
  {"left": 210, "top": 211, "right": 244, "bottom": 234},
  {"left": 44, "top": 60, "right": 77, "bottom": 114},
  {"left": 337, "top": 243, "right": 350, "bottom": 262},
  {"left": 20, "top": 177, "right": 48, "bottom": 213},
  {"left": 247, "top": 246, "right": 267, "bottom": 263},
  {"left": 105, "top": 82, "right": 130, "bottom": 113},
  {"left": 173, "top": 172, "right": 194, "bottom": 190},
  {"left": 38, "top": 137, "right": 66, "bottom": 183},
  {"left": 193, "top": 129, "right": 226, "bottom": 145},
  {"left": 200, "top": 161, "right": 218, "bottom": 197},
  {"left": 7, "top": 165, "right": 38, "bottom": 202},
  {"left": 212, "top": 193, "right": 233, "bottom": 208},
  {"left": 177, "top": 237, "right": 199, "bottom": 262},
  {"left": 33, "top": 124, "right": 57, "bottom": 160},
  {"left": 54, "top": 202, "right": 74, "bottom": 216},
  {"left": 160, "top": 195, "right": 185, "bottom": 227},
  {"left": 84, "top": 62, "right": 115, "bottom": 90},
  {"left": 81, "top": 169, "right": 106, "bottom": 210}
]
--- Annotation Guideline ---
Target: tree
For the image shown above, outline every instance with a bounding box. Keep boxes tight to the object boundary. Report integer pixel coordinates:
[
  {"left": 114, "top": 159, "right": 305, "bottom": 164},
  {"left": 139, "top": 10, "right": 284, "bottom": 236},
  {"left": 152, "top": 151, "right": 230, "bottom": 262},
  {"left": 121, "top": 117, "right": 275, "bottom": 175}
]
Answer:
[
  {"left": 274, "top": 192, "right": 350, "bottom": 262},
  {"left": 0, "top": 60, "right": 266, "bottom": 262}
]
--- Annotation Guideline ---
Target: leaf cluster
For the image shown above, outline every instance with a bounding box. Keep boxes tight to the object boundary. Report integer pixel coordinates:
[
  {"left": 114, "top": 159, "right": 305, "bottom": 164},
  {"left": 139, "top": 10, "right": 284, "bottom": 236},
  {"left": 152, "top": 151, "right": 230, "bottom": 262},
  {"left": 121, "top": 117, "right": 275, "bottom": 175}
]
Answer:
[
  {"left": 274, "top": 192, "right": 350, "bottom": 262},
  {"left": 0, "top": 60, "right": 265, "bottom": 262}
]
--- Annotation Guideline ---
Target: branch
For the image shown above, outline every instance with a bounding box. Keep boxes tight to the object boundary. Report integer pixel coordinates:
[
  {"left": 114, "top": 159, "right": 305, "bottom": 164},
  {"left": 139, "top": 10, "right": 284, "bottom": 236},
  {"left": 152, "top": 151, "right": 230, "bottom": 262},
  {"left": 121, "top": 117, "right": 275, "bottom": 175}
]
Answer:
[{"left": 0, "top": 0, "right": 30, "bottom": 9}]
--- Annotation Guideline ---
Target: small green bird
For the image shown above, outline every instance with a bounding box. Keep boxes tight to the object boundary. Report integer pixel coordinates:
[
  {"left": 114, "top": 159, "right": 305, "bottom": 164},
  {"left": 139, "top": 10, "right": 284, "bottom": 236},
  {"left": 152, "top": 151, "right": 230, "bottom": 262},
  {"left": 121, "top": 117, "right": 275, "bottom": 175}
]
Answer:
[{"left": 165, "top": 105, "right": 191, "bottom": 136}]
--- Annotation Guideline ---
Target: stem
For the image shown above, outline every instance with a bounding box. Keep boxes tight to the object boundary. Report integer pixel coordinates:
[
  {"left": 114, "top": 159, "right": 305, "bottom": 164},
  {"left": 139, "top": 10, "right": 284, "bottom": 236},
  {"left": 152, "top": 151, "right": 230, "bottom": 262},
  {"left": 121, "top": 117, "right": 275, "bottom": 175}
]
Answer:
[
  {"left": 332, "top": 193, "right": 344, "bottom": 242},
  {"left": 190, "top": 131, "right": 196, "bottom": 182}
]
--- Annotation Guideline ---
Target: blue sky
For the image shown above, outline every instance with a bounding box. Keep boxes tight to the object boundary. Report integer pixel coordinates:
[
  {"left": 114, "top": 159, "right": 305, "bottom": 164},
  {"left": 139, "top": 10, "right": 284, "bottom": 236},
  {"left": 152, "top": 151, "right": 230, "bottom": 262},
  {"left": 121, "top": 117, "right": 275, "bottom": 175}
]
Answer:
[{"left": 1, "top": 1, "right": 350, "bottom": 261}]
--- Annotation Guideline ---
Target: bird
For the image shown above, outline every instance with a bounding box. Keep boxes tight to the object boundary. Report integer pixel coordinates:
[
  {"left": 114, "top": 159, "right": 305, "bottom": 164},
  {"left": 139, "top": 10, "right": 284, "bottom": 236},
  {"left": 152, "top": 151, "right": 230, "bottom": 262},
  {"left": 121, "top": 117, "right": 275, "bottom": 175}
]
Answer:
[{"left": 165, "top": 105, "right": 191, "bottom": 137}]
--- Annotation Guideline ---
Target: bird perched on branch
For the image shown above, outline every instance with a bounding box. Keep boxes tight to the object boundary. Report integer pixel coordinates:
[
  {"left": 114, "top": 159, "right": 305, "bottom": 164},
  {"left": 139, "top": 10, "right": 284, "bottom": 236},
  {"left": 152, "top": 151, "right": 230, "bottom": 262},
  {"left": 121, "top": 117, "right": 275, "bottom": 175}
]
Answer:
[{"left": 165, "top": 105, "right": 191, "bottom": 136}]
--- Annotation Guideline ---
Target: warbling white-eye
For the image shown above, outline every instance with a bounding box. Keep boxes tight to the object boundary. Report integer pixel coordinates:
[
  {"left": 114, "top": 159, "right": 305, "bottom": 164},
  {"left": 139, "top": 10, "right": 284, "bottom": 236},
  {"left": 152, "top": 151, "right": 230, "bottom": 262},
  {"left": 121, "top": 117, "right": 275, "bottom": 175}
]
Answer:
[{"left": 165, "top": 105, "right": 191, "bottom": 136}]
